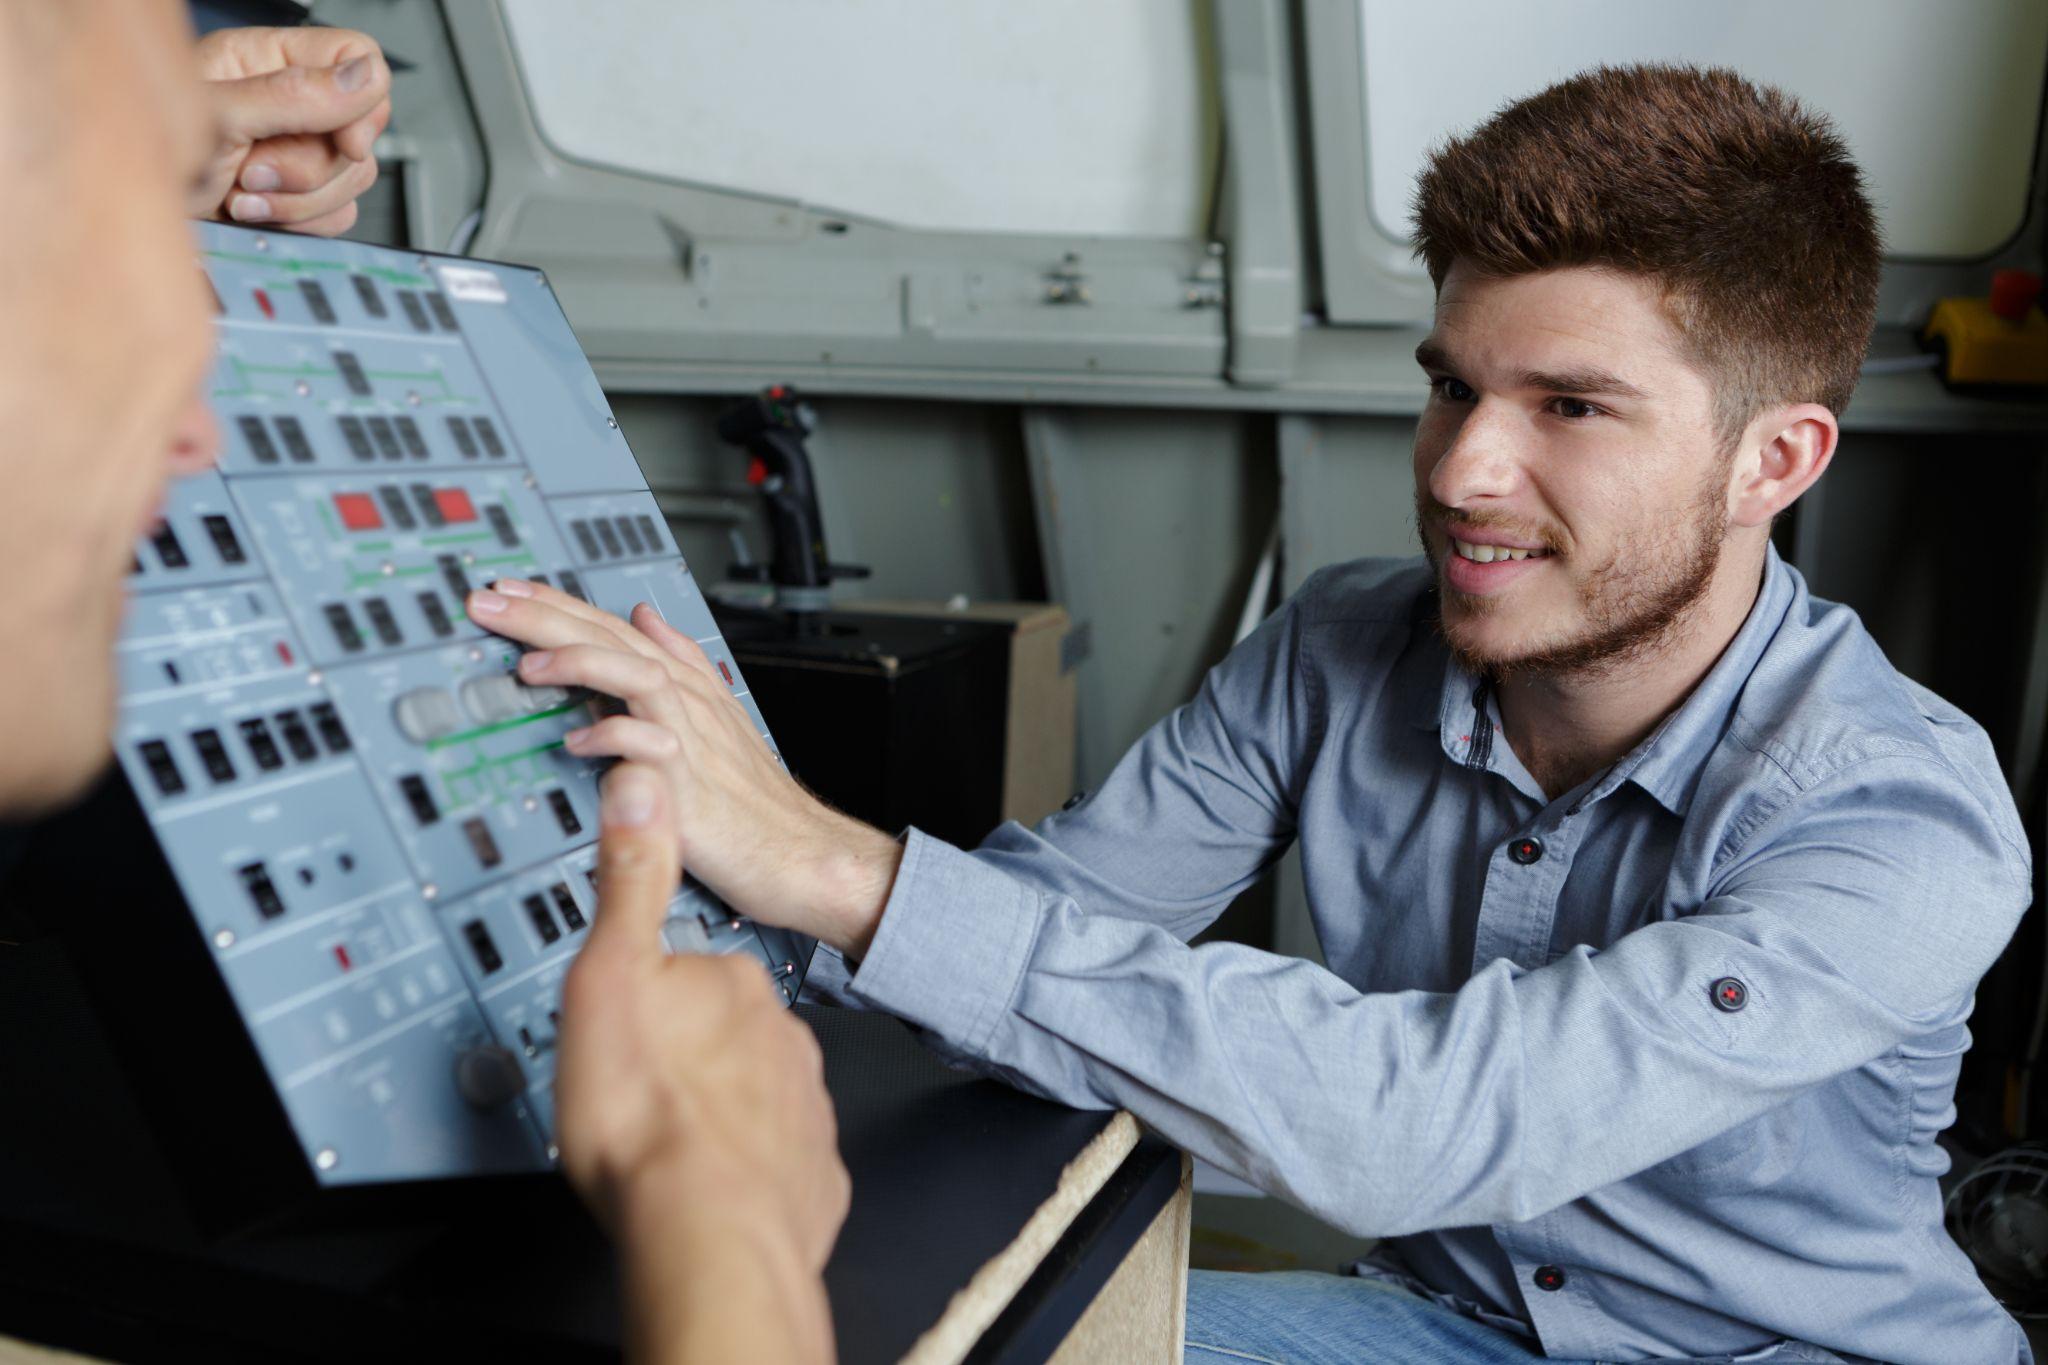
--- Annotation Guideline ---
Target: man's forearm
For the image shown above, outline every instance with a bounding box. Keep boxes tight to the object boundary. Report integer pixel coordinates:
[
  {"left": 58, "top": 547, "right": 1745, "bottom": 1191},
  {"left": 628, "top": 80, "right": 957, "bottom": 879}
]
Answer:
[
  {"left": 792, "top": 813, "right": 902, "bottom": 961},
  {"left": 618, "top": 1162, "right": 835, "bottom": 1364}
]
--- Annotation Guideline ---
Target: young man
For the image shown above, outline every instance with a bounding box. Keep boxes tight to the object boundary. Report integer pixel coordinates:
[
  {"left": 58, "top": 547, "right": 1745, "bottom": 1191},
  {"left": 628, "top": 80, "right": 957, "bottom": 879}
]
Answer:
[
  {"left": 472, "top": 65, "right": 2034, "bottom": 1362},
  {"left": 2, "top": 5, "right": 846, "bottom": 1362}
]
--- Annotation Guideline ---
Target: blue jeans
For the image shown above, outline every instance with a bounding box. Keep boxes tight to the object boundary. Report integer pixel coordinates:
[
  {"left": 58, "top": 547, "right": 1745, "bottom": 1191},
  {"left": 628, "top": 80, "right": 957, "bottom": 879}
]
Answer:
[{"left": 1184, "top": 1269, "right": 1589, "bottom": 1365}]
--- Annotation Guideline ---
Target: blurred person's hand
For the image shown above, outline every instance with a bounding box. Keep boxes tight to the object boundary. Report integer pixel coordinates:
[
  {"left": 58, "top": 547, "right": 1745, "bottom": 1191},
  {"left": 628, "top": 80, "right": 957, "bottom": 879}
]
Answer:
[
  {"left": 557, "top": 764, "right": 849, "bottom": 1364},
  {"left": 191, "top": 26, "right": 391, "bottom": 236}
]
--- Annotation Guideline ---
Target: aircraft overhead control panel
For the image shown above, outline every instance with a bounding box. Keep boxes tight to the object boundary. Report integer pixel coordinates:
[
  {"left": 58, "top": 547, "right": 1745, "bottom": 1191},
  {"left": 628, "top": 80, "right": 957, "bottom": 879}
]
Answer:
[{"left": 85, "top": 222, "right": 812, "bottom": 1189}]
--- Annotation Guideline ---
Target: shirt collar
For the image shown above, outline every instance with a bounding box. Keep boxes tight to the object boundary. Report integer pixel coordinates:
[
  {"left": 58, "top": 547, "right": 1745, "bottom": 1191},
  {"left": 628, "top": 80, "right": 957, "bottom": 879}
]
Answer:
[
  {"left": 1622, "top": 545, "right": 1795, "bottom": 815},
  {"left": 1420, "top": 545, "right": 1798, "bottom": 816}
]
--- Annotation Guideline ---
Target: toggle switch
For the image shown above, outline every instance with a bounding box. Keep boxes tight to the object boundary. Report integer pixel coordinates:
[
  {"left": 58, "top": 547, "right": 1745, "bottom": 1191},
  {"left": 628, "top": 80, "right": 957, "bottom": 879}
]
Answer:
[
  {"left": 459, "top": 673, "right": 570, "bottom": 724},
  {"left": 393, "top": 686, "right": 464, "bottom": 744}
]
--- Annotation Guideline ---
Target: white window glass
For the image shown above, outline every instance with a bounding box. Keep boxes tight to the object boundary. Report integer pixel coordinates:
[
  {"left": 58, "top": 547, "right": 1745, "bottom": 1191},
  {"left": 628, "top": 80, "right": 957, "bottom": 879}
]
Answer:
[
  {"left": 1360, "top": 0, "right": 2048, "bottom": 260},
  {"left": 501, "top": 0, "right": 1217, "bottom": 239}
]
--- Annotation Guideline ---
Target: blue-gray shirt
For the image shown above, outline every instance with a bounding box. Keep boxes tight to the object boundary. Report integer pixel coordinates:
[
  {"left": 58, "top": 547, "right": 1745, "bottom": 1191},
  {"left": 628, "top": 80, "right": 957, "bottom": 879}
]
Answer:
[{"left": 808, "top": 546, "right": 2032, "bottom": 1363}]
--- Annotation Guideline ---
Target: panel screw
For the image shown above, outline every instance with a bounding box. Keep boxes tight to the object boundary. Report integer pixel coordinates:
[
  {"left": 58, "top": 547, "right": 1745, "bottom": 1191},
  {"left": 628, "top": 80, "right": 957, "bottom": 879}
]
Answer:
[
  {"left": 606, "top": 417, "right": 619, "bottom": 429},
  {"left": 213, "top": 928, "right": 236, "bottom": 949},
  {"left": 314, "top": 1147, "right": 339, "bottom": 1171},
  {"left": 422, "top": 883, "right": 439, "bottom": 901}
]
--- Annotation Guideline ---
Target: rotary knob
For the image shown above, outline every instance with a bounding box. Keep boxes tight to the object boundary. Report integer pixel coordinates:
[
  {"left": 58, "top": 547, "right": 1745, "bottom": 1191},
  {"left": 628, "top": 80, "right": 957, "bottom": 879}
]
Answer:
[{"left": 453, "top": 1044, "right": 526, "bottom": 1110}]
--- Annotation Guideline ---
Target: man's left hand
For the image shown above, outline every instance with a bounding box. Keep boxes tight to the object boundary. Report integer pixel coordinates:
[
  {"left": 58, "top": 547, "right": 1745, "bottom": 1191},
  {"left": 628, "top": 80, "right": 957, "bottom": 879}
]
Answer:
[{"left": 191, "top": 26, "right": 392, "bottom": 237}]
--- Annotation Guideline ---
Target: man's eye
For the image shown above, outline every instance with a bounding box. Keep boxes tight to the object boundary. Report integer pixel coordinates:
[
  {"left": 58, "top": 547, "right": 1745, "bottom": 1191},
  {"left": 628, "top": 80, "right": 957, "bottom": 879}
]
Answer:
[
  {"left": 1550, "top": 397, "right": 1600, "bottom": 420},
  {"left": 1429, "top": 376, "right": 1474, "bottom": 403}
]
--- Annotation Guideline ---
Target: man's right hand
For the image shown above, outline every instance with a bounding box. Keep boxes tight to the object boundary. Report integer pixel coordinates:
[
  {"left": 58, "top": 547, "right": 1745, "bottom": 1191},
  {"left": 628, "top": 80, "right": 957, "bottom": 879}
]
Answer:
[
  {"left": 466, "top": 578, "right": 904, "bottom": 959},
  {"left": 556, "top": 763, "right": 850, "bottom": 1364}
]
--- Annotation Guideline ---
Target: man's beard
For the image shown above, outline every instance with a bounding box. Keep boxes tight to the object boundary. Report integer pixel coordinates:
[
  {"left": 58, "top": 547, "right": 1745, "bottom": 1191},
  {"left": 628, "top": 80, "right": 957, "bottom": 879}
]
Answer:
[{"left": 1416, "top": 471, "right": 1729, "bottom": 683}]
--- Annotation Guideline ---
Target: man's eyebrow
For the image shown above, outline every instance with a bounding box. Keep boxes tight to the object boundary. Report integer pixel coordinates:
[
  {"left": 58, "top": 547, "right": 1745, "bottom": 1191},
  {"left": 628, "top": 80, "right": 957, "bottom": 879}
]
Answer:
[
  {"left": 1515, "top": 366, "right": 1650, "bottom": 400},
  {"left": 1413, "top": 341, "right": 1650, "bottom": 401}
]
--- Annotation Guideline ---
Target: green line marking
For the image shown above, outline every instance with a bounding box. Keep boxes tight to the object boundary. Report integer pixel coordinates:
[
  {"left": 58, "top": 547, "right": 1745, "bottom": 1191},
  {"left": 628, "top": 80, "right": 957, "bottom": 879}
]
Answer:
[
  {"left": 207, "top": 250, "right": 348, "bottom": 273},
  {"left": 315, "top": 498, "right": 341, "bottom": 539},
  {"left": 441, "top": 737, "right": 571, "bottom": 783},
  {"left": 422, "top": 530, "right": 495, "bottom": 547},
  {"left": 206, "top": 250, "right": 427, "bottom": 288},
  {"left": 240, "top": 360, "right": 337, "bottom": 378},
  {"left": 361, "top": 264, "right": 429, "bottom": 287},
  {"left": 346, "top": 565, "right": 439, "bottom": 589},
  {"left": 425, "top": 701, "right": 583, "bottom": 753},
  {"left": 355, "top": 539, "right": 393, "bottom": 553},
  {"left": 475, "top": 552, "right": 538, "bottom": 569}
]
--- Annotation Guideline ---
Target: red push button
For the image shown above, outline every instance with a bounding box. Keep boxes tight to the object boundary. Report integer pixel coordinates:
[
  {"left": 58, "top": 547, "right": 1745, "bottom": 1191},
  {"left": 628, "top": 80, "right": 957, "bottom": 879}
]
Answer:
[
  {"left": 333, "top": 492, "right": 382, "bottom": 531},
  {"left": 1990, "top": 269, "right": 2042, "bottom": 323},
  {"left": 434, "top": 488, "right": 478, "bottom": 523}
]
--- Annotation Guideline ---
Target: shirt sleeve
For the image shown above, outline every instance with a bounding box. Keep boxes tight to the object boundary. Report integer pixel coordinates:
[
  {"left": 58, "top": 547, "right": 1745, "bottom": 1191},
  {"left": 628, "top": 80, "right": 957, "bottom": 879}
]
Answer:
[
  {"left": 805, "top": 572, "right": 1322, "bottom": 1005},
  {"left": 843, "top": 750, "right": 2030, "bottom": 1238}
]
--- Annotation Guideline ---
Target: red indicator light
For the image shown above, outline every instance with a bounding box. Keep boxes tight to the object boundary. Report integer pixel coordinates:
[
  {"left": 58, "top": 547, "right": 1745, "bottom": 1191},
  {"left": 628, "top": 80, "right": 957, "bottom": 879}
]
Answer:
[
  {"left": 717, "top": 660, "right": 733, "bottom": 686},
  {"left": 745, "top": 456, "right": 768, "bottom": 486},
  {"left": 334, "top": 492, "right": 382, "bottom": 531},
  {"left": 433, "top": 488, "right": 478, "bottom": 523},
  {"left": 333, "top": 944, "right": 352, "bottom": 971},
  {"left": 275, "top": 640, "right": 295, "bottom": 666},
  {"left": 254, "top": 288, "right": 275, "bottom": 320}
]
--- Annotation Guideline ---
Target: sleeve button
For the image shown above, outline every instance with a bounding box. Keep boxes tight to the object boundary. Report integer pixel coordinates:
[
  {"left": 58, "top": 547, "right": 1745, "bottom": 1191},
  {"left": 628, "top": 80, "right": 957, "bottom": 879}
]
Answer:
[
  {"left": 1710, "top": 977, "right": 1748, "bottom": 1012},
  {"left": 1533, "top": 1264, "right": 1567, "bottom": 1292}
]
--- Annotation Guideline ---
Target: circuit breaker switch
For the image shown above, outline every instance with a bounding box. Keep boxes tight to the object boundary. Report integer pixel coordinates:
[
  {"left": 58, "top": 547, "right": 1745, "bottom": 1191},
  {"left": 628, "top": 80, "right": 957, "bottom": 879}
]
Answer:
[{"left": 393, "top": 686, "right": 465, "bottom": 744}]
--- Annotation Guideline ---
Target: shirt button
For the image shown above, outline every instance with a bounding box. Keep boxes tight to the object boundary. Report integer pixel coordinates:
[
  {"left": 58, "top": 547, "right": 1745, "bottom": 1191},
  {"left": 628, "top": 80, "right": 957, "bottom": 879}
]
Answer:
[
  {"left": 1533, "top": 1264, "right": 1567, "bottom": 1292},
  {"left": 1508, "top": 836, "right": 1544, "bottom": 865},
  {"left": 1711, "top": 977, "right": 1748, "bottom": 1012}
]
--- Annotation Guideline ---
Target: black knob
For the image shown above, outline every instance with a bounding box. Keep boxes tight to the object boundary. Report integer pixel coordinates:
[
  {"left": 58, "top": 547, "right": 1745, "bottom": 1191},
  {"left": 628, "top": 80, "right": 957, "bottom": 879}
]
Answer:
[{"left": 454, "top": 1045, "right": 525, "bottom": 1110}]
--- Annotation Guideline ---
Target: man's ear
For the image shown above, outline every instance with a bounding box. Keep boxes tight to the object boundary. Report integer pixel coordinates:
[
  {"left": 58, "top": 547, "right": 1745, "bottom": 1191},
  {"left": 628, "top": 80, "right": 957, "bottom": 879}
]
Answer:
[{"left": 1727, "top": 403, "right": 1838, "bottom": 529}]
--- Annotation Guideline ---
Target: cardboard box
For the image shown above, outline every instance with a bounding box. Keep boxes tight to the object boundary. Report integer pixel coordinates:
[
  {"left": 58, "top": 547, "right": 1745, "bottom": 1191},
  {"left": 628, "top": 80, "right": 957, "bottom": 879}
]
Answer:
[{"left": 851, "top": 600, "right": 1078, "bottom": 827}]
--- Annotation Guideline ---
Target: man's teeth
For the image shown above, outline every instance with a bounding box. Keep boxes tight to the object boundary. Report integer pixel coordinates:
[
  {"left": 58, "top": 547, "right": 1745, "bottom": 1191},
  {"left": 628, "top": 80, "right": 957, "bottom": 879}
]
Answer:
[{"left": 1452, "top": 539, "right": 1545, "bottom": 564}]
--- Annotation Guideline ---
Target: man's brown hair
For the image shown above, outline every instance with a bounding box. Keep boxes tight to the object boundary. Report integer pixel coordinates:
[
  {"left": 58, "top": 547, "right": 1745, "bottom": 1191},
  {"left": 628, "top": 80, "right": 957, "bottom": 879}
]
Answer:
[{"left": 1411, "top": 64, "right": 1882, "bottom": 446}]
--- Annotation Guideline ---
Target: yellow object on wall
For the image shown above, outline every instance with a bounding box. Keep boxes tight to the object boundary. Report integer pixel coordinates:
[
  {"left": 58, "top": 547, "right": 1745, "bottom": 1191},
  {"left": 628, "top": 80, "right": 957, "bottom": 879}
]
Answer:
[{"left": 1924, "top": 270, "right": 2048, "bottom": 387}]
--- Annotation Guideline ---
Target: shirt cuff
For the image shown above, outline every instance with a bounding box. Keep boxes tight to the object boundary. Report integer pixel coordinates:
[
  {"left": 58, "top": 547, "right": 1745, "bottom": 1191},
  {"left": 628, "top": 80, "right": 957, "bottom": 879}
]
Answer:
[{"left": 845, "top": 827, "right": 1044, "bottom": 1058}]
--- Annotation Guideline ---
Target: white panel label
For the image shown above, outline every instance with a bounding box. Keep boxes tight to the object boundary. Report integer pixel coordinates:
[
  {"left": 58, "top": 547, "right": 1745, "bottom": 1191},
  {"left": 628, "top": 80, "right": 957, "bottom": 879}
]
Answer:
[{"left": 437, "top": 265, "right": 507, "bottom": 305}]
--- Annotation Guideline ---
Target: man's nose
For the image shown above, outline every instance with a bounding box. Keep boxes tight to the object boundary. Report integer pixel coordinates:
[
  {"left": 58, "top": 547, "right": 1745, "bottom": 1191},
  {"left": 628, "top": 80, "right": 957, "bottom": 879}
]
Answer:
[
  {"left": 1427, "top": 401, "right": 1520, "bottom": 510},
  {"left": 165, "top": 395, "right": 221, "bottom": 477}
]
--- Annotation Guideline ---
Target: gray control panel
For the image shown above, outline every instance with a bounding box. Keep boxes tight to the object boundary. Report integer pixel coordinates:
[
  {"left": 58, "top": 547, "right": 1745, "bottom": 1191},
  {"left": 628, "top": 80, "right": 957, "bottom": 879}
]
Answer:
[{"left": 110, "top": 223, "right": 809, "bottom": 1184}]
